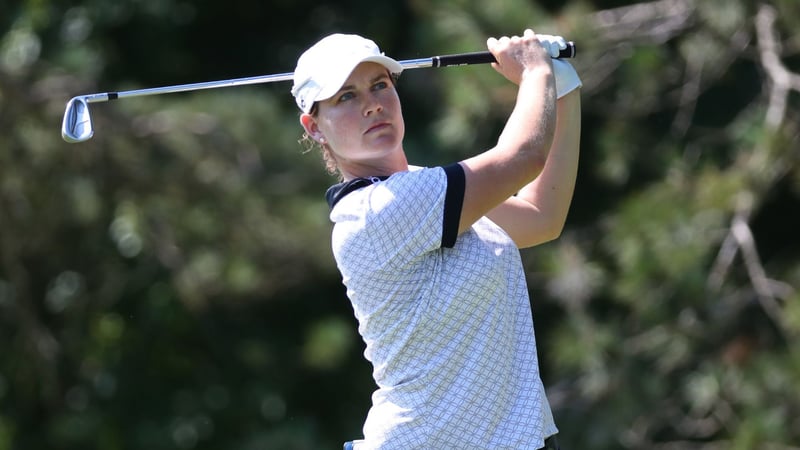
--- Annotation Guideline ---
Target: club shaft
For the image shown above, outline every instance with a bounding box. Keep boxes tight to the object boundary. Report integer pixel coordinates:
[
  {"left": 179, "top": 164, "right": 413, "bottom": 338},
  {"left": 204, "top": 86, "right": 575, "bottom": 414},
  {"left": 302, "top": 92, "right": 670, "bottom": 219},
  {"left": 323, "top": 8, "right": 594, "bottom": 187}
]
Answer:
[
  {"left": 80, "top": 72, "right": 294, "bottom": 104},
  {"left": 80, "top": 43, "right": 576, "bottom": 104}
]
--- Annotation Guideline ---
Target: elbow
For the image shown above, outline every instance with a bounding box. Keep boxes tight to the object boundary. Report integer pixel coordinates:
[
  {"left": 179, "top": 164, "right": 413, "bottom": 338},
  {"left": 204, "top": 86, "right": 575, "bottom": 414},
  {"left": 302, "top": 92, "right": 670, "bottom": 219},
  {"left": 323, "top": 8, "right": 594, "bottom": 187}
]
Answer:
[
  {"left": 541, "top": 220, "right": 566, "bottom": 244},
  {"left": 542, "top": 208, "right": 572, "bottom": 242},
  {"left": 516, "top": 217, "right": 566, "bottom": 249}
]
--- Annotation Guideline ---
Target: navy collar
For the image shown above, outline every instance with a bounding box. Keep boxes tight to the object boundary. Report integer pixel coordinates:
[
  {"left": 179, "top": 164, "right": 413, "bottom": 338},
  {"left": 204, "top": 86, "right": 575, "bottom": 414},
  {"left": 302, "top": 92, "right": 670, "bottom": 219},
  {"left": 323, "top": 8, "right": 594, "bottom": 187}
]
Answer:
[{"left": 325, "top": 176, "right": 390, "bottom": 209}]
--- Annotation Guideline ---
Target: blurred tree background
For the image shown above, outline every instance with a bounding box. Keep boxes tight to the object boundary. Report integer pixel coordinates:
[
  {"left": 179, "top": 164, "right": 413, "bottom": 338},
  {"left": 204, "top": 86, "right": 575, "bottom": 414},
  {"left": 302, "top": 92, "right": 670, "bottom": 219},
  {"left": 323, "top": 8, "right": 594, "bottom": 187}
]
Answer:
[{"left": 1, "top": 0, "right": 799, "bottom": 448}]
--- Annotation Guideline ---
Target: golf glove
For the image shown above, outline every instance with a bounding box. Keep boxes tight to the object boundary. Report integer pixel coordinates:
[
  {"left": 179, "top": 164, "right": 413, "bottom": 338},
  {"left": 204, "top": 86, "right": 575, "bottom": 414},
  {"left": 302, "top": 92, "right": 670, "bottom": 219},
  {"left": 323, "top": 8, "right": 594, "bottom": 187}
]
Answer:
[
  {"left": 536, "top": 34, "right": 581, "bottom": 98},
  {"left": 536, "top": 34, "right": 568, "bottom": 59},
  {"left": 553, "top": 59, "right": 582, "bottom": 98}
]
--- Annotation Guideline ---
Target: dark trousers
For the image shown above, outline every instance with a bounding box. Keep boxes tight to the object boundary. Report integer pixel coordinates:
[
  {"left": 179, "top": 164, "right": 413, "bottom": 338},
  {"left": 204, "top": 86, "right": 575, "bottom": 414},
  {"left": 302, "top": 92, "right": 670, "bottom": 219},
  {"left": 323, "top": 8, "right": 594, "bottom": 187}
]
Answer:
[{"left": 343, "top": 434, "right": 560, "bottom": 449}]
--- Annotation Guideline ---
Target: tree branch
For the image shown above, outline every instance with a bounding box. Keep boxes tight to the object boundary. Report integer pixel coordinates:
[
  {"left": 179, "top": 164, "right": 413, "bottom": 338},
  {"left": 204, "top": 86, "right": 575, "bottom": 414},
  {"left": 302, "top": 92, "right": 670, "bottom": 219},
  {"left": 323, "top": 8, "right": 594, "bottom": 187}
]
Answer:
[{"left": 755, "top": 3, "right": 800, "bottom": 130}]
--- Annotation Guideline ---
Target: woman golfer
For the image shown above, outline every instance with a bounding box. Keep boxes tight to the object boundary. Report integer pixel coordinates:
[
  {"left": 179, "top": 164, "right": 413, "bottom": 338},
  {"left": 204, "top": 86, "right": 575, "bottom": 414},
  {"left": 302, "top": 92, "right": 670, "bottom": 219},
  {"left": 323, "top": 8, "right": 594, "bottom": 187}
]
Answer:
[{"left": 291, "top": 28, "right": 581, "bottom": 449}]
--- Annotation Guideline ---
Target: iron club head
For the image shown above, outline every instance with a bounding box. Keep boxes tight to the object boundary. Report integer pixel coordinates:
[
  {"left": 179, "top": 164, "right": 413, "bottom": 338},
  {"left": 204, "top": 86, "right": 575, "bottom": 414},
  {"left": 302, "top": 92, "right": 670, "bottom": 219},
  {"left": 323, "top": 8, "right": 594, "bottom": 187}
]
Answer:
[{"left": 61, "top": 97, "right": 94, "bottom": 143}]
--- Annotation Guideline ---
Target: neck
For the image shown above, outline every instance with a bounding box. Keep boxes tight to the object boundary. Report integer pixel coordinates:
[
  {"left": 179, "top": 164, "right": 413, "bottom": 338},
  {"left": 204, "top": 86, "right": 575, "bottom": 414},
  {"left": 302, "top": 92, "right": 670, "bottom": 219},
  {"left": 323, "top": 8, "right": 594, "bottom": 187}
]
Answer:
[{"left": 339, "top": 151, "right": 409, "bottom": 181}]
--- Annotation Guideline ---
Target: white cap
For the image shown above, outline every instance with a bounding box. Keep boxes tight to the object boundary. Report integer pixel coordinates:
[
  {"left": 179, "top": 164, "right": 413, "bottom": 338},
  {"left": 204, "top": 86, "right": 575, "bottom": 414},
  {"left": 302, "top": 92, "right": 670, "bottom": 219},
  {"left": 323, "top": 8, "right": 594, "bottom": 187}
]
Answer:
[{"left": 291, "top": 33, "right": 403, "bottom": 113}]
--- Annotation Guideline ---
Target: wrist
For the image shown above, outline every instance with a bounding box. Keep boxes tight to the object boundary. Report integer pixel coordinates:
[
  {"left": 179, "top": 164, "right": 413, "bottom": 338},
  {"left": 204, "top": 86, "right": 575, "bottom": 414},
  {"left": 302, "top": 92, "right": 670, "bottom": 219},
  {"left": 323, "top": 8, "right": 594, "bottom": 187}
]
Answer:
[{"left": 520, "top": 63, "right": 554, "bottom": 83}]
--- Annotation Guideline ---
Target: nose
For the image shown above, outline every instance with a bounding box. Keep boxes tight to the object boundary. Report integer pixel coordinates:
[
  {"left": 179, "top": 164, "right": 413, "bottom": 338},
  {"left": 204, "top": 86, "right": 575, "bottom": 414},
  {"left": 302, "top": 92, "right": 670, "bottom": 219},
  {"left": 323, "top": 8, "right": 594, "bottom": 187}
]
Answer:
[{"left": 363, "top": 93, "right": 383, "bottom": 116}]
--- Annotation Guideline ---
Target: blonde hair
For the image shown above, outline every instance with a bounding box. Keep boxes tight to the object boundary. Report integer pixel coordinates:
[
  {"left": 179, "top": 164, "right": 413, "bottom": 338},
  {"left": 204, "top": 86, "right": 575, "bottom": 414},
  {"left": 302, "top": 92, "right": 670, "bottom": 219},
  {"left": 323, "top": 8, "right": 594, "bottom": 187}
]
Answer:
[{"left": 299, "top": 131, "right": 340, "bottom": 178}]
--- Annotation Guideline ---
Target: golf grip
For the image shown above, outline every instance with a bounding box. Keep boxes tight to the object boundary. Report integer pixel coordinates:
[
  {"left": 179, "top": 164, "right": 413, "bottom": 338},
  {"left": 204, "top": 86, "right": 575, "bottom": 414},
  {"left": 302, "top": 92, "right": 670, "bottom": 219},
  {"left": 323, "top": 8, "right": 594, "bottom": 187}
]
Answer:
[{"left": 433, "top": 41, "right": 575, "bottom": 67}]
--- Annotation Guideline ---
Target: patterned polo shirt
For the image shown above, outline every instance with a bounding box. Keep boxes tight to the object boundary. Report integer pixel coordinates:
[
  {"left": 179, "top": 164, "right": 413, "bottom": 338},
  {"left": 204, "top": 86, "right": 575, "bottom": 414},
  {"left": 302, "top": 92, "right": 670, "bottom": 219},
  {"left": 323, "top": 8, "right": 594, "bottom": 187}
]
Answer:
[{"left": 327, "top": 164, "right": 557, "bottom": 449}]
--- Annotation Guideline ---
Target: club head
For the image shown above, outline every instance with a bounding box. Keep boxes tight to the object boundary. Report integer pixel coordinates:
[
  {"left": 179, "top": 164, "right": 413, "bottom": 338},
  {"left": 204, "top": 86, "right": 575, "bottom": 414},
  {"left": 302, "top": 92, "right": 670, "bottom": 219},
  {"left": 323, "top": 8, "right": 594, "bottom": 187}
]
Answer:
[{"left": 61, "top": 97, "right": 93, "bottom": 143}]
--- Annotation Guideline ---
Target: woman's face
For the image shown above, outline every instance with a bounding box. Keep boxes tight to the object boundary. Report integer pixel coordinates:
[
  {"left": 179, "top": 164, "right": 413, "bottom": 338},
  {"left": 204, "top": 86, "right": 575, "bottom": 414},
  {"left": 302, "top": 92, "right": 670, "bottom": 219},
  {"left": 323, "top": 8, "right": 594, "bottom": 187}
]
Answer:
[{"left": 301, "top": 62, "right": 406, "bottom": 179}]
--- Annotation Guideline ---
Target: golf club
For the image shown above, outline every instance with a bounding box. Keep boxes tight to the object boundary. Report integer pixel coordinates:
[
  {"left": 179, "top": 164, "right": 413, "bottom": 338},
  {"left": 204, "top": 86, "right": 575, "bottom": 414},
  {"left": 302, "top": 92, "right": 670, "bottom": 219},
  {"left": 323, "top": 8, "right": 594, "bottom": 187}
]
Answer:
[{"left": 62, "top": 43, "right": 576, "bottom": 143}]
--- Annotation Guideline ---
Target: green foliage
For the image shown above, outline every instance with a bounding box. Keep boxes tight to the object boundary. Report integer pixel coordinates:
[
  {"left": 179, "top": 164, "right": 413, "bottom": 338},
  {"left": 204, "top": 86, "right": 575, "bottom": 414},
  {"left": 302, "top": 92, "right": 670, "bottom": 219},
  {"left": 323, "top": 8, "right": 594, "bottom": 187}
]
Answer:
[{"left": 2, "top": 0, "right": 800, "bottom": 449}]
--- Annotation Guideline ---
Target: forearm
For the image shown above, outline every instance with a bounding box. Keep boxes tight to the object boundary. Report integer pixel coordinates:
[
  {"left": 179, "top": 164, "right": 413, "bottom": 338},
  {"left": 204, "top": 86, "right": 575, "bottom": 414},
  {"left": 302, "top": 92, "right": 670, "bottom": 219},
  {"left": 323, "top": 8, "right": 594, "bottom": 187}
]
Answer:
[
  {"left": 495, "top": 69, "right": 557, "bottom": 178},
  {"left": 516, "top": 89, "right": 581, "bottom": 234}
]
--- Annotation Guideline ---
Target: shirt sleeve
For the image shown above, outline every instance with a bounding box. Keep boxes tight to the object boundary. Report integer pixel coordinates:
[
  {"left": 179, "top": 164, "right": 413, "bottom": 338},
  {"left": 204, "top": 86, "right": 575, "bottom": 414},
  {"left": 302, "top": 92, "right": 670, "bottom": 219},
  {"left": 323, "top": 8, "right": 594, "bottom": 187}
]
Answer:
[{"left": 333, "top": 165, "right": 464, "bottom": 269}]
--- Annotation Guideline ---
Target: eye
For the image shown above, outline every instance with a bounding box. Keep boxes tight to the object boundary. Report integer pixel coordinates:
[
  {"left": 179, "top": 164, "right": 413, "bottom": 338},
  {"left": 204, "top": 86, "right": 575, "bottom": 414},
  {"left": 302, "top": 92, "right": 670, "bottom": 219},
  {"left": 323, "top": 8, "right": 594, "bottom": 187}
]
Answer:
[
  {"left": 337, "top": 91, "right": 355, "bottom": 103},
  {"left": 372, "top": 80, "right": 389, "bottom": 91}
]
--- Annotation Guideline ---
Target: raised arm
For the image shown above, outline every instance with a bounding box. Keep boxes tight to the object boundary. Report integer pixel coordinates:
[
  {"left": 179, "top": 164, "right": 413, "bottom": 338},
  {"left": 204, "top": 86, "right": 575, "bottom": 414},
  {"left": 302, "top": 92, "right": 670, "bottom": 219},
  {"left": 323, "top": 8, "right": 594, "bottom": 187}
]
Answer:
[
  {"left": 486, "top": 86, "right": 581, "bottom": 248},
  {"left": 457, "top": 29, "right": 558, "bottom": 234}
]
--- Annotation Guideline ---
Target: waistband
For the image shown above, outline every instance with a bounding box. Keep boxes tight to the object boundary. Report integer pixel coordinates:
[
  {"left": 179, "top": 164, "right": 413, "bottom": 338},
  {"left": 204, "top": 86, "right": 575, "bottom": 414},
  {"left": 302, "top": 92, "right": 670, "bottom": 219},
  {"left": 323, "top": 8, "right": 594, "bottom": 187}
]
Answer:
[{"left": 343, "top": 434, "right": 561, "bottom": 449}]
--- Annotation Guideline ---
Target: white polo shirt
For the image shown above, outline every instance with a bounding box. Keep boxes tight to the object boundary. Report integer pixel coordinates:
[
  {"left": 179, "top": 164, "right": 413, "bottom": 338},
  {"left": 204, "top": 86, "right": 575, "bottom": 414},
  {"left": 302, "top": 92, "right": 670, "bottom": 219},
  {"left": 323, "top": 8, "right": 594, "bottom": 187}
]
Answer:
[{"left": 327, "top": 165, "right": 557, "bottom": 449}]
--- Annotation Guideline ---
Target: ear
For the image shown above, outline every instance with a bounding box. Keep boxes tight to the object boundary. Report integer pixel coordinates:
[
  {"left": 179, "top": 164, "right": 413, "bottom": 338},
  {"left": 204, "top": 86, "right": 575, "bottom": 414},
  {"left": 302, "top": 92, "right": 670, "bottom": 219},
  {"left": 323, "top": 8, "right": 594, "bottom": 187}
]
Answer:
[{"left": 300, "top": 113, "right": 325, "bottom": 143}]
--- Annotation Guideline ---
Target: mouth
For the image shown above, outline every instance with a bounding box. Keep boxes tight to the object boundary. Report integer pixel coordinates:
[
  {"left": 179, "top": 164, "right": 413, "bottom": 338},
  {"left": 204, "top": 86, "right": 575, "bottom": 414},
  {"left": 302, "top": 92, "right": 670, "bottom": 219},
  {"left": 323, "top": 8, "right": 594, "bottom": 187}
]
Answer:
[{"left": 365, "top": 122, "right": 390, "bottom": 134}]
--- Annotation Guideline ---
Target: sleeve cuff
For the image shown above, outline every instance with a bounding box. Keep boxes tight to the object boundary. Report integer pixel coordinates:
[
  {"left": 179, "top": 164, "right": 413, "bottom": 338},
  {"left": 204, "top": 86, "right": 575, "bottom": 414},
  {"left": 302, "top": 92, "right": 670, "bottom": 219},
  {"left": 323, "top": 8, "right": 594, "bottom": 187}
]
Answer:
[{"left": 441, "top": 163, "right": 465, "bottom": 248}]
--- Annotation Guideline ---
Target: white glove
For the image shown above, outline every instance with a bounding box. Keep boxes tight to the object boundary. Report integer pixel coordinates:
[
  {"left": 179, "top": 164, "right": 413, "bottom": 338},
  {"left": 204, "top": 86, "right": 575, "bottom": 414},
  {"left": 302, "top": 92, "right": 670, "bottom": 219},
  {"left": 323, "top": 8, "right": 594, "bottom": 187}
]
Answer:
[
  {"left": 536, "top": 34, "right": 582, "bottom": 98},
  {"left": 552, "top": 59, "right": 581, "bottom": 98},
  {"left": 537, "top": 34, "right": 568, "bottom": 59}
]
